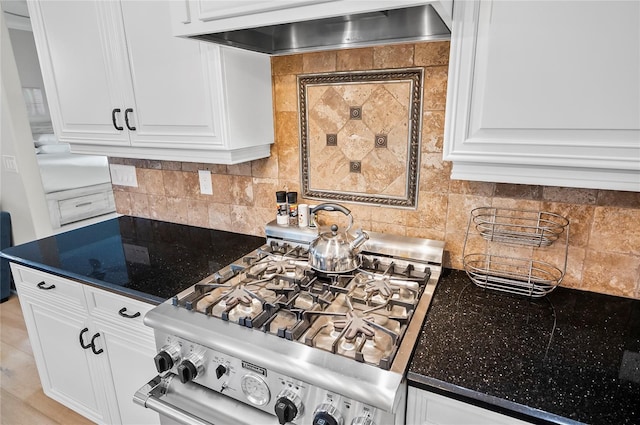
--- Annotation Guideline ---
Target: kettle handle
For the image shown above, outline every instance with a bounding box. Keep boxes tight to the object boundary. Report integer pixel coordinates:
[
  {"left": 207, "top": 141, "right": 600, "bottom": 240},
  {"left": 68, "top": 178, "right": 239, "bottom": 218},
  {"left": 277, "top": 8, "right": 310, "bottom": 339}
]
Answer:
[{"left": 310, "top": 203, "right": 353, "bottom": 232}]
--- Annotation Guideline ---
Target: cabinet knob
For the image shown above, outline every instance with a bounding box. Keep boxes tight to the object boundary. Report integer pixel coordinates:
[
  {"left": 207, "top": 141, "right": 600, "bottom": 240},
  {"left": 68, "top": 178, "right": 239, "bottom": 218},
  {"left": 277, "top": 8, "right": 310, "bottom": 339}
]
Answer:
[
  {"left": 79, "top": 327, "right": 92, "bottom": 349},
  {"left": 90, "top": 332, "right": 104, "bottom": 355}
]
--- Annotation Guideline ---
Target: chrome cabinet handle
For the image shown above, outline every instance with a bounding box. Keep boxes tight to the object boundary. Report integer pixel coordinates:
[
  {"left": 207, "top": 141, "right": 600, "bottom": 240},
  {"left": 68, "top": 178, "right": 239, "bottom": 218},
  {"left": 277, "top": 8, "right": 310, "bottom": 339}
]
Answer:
[
  {"left": 90, "top": 333, "right": 104, "bottom": 355},
  {"left": 79, "top": 328, "right": 92, "bottom": 349},
  {"left": 118, "top": 307, "right": 141, "bottom": 319},
  {"left": 112, "top": 108, "right": 123, "bottom": 130},
  {"left": 36, "top": 281, "right": 55, "bottom": 290},
  {"left": 124, "top": 108, "right": 136, "bottom": 131}
]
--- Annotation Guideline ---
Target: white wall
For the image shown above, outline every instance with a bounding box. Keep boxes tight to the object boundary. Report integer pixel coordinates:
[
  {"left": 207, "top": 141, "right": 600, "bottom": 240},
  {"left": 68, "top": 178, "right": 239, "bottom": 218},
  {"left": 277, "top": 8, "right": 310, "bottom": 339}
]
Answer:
[{"left": 1, "top": 12, "right": 52, "bottom": 244}]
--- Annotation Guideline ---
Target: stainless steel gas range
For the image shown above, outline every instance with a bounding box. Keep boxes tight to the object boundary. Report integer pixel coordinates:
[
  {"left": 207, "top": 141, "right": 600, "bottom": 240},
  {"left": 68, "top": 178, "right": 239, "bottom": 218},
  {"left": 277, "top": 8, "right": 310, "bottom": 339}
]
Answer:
[{"left": 134, "top": 221, "right": 443, "bottom": 425}]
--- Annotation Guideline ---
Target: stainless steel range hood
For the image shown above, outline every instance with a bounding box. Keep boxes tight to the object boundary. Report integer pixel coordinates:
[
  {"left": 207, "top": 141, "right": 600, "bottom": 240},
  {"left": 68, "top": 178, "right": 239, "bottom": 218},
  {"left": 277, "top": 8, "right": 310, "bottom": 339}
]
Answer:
[{"left": 189, "top": 4, "right": 450, "bottom": 56}]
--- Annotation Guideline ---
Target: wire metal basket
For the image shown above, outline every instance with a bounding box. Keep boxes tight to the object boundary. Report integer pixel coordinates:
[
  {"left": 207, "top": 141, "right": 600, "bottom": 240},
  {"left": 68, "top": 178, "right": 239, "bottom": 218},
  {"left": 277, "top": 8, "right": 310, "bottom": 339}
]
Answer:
[
  {"left": 463, "top": 207, "right": 569, "bottom": 298},
  {"left": 469, "top": 207, "right": 569, "bottom": 247}
]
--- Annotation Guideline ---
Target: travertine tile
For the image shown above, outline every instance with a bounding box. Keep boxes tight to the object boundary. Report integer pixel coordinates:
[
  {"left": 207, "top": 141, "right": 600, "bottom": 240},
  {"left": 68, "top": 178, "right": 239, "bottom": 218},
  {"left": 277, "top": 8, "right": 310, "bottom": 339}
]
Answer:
[
  {"left": 542, "top": 186, "right": 597, "bottom": 205},
  {"left": 161, "top": 161, "right": 182, "bottom": 171},
  {"left": 271, "top": 55, "right": 303, "bottom": 76},
  {"left": 422, "top": 66, "right": 448, "bottom": 110},
  {"left": 540, "top": 202, "right": 592, "bottom": 247},
  {"left": 414, "top": 41, "right": 450, "bottom": 66},
  {"left": 147, "top": 195, "right": 167, "bottom": 221},
  {"left": 406, "top": 192, "right": 448, "bottom": 231},
  {"left": 187, "top": 199, "right": 210, "bottom": 228},
  {"left": 336, "top": 47, "right": 374, "bottom": 71},
  {"left": 129, "top": 192, "right": 149, "bottom": 218},
  {"left": 208, "top": 203, "right": 232, "bottom": 231},
  {"left": 136, "top": 168, "right": 164, "bottom": 195},
  {"left": 273, "top": 75, "right": 299, "bottom": 113},
  {"left": 227, "top": 163, "right": 252, "bottom": 176},
  {"left": 445, "top": 193, "right": 494, "bottom": 235},
  {"left": 230, "top": 205, "right": 272, "bottom": 236},
  {"left": 113, "top": 191, "right": 132, "bottom": 215},
  {"left": 597, "top": 190, "right": 640, "bottom": 208},
  {"left": 229, "top": 175, "right": 254, "bottom": 206},
  {"left": 443, "top": 231, "right": 488, "bottom": 270},
  {"left": 491, "top": 197, "right": 542, "bottom": 212},
  {"left": 163, "top": 171, "right": 187, "bottom": 198},
  {"left": 165, "top": 197, "right": 189, "bottom": 224},
  {"left": 405, "top": 227, "right": 445, "bottom": 241},
  {"left": 369, "top": 221, "right": 406, "bottom": 236},
  {"left": 589, "top": 207, "right": 640, "bottom": 255},
  {"left": 421, "top": 111, "right": 445, "bottom": 153},
  {"left": 302, "top": 51, "right": 337, "bottom": 73},
  {"left": 252, "top": 148, "right": 279, "bottom": 179},
  {"left": 534, "top": 245, "right": 585, "bottom": 290},
  {"left": 276, "top": 112, "right": 301, "bottom": 180},
  {"left": 581, "top": 250, "right": 640, "bottom": 298},
  {"left": 495, "top": 183, "right": 543, "bottom": 200},
  {"left": 448, "top": 180, "right": 495, "bottom": 197},
  {"left": 210, "top": 174, "right": 232, "bottom": 204},
  {"left": 252, "top": 178, "right": 281, "bottom": 210},
  {"left": 419, "top": 153, "right": 451, "bottom": 193},
  {"left": 373, "top": 44, "right": 414, "bottom": 68}
]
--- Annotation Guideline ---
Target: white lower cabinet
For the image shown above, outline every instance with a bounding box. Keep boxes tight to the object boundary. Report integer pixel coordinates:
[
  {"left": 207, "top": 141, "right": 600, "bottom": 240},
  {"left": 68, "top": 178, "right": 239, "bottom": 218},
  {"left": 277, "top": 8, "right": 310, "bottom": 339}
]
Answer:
[
  {"left": 407, "top": 386, "right": 532, "bottom": 425},
  {"left": 10, "top": 263, "right": 159, "bottom": 425}
]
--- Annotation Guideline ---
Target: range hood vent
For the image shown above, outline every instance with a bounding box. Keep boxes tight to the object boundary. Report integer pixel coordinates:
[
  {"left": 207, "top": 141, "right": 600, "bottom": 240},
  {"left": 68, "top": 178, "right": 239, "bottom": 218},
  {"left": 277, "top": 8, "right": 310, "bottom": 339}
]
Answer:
[{"left": 190, "top": 4, "right": 450, "bottom": 56}]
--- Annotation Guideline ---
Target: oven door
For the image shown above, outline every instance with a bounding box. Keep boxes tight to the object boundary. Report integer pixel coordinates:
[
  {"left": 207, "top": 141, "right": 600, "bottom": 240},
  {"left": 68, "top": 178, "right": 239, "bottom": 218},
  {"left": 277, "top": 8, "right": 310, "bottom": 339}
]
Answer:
[{"left": 134, "top": 375, "right": 276, "bottom": 425}]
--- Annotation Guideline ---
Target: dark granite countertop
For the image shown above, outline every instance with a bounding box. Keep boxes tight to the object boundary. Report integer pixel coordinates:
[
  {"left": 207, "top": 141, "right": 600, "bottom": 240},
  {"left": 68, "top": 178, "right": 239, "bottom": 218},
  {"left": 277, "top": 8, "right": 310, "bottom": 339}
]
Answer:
[
  {"left": 1, "top": 216, "right": 264, "bottom": 304},
  {"left": 408, "top": 268, "right": 640, "bottom": 425}
]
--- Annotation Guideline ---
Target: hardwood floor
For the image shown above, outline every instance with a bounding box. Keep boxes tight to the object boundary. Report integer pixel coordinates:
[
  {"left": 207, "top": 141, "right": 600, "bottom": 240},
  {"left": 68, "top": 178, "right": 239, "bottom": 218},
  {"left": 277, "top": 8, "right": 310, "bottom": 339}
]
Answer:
[{"left": 1, "top": 294, "right": 95, "bottom": 425}]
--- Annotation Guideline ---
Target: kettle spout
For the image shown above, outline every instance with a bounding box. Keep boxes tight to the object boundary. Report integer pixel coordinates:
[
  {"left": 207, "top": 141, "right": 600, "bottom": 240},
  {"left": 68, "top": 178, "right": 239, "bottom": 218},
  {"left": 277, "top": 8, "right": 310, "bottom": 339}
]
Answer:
[{"left": 350, "top": 229, "right": 369, "bottom": 251}]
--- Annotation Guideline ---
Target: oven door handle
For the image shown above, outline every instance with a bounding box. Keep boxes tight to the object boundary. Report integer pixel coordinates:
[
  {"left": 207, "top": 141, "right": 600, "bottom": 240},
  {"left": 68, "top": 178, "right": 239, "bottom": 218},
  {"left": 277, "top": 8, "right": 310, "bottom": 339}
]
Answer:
[{"left": 134, "top": 376, "right": 212, "bottom": 425}]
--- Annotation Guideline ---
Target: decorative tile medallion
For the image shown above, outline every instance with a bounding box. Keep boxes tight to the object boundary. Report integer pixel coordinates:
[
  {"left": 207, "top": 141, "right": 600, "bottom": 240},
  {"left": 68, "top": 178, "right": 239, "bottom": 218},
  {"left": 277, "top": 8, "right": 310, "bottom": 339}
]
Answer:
[
  {"left": 298, "top": 68, "right": 424, "bottom": 208},
  {"left": 326, "top": 134, "right": 338, "bottom": 146},
  {"left": 374, "top": 134, "right": 388, "bottom": 148}
]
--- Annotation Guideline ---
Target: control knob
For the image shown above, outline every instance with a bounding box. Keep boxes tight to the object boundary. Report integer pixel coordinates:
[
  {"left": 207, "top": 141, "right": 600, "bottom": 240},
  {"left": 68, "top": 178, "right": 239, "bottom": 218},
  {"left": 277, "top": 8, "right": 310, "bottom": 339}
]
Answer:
[
  {"left": 176, "top": 353, "right": 204, "bottom": 384},
  {"left": 153, "top": 344, "right": 180, "bottom": 373},
  {"left": 313, "top": 403, "right": 343, "bottom": 425},
  {"left": 351, "top": 417, "right": 375, "bottom": 425},
  {"left": 274, "top": 389, "right": 303, "bottom": 425}
]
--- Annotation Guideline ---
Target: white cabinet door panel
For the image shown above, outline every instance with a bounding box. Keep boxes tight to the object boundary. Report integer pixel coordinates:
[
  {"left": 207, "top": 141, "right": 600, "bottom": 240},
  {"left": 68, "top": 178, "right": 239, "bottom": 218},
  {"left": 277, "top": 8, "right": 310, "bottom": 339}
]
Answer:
[
  {"left": 19, "top": 297, "right": 110, "bottom": 424},
  {"left": 119, "top": 0, "right": 223, "bottom": 148},
  {"left": 30, "top": 0, "right": 129, "bottom": 145},
  {"left": 96, "top": 322, "right": 159, "bottom": 425},
  {"left": 444, "top": 0, "right": 640, "bottom": 191}
]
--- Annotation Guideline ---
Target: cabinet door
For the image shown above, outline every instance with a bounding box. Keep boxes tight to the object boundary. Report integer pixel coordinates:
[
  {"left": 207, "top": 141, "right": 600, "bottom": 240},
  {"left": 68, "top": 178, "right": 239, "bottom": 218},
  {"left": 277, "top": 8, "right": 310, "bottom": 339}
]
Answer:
[
  {"left": 17, "top": 295, "right": 111, "bottom": 424},
  {"left": 407, "top": 387, "right": 532, "bottom": 425},
  {"left": 92, "top": 319, "right": 159, "bottom": 425},
  {"left": 28, "top": 0, "right": 130, "bottom": 145},
  {"left": 118, "top": 0, "right": 223, "bottom": 149},
  {"left": 444, "top": 0, "right": 640, "bottom": 191}
]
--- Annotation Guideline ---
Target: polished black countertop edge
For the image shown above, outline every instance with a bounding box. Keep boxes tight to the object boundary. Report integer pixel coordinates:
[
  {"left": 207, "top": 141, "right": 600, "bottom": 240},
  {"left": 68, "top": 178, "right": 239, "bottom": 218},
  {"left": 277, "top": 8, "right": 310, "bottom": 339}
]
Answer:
[
  {"left": 407, "top": 373, "right": 583, "bottom": 425},
  {"left": 2, "top": 253, "right": 165, "bottom": 305}
]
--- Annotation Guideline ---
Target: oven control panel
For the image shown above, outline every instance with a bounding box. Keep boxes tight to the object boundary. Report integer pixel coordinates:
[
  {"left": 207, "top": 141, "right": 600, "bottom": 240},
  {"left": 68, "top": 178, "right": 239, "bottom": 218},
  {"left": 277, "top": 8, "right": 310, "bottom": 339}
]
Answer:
[{"left": 155, "top": 333, "right": 395, "bottom": 425}]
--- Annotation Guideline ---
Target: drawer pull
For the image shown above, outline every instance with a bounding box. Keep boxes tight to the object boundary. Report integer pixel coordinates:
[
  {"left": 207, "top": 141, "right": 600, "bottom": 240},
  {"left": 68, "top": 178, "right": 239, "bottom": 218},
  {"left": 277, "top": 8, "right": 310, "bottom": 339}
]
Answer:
[
  {"left": 75, "top": 202, "right": 93, "bottom": 208},
  {"left": 90, "top": 333, "right": 104, "bottom": 355},
  {"left": 119, "top": 307, "right": 141, "bottom": 319},
  {"left": 125, "top": 108, "right": 136, "bottom": 131},
  {"left": 37, "top": 281, "right": 56, "bottom": 290},
  {"left": 79, "top": 328, "right": 92, "bottom": 349},
  {"left": 112, "top": 108, "right": 123, "bottom": 131}
]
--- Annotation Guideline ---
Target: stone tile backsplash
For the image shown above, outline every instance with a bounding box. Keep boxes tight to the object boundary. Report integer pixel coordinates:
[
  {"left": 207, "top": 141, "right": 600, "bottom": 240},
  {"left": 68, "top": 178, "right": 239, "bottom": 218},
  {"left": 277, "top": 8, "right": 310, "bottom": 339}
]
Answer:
[{"left": 109, "top": 41, "right": 640, "bottom": 300}]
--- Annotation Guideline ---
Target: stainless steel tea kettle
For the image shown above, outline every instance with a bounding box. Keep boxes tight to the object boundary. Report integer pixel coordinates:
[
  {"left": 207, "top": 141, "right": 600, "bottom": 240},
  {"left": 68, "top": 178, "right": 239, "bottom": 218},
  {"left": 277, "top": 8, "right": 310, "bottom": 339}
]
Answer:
[{"left": 308, "top": 204, "right": 369, "bottom": 273}]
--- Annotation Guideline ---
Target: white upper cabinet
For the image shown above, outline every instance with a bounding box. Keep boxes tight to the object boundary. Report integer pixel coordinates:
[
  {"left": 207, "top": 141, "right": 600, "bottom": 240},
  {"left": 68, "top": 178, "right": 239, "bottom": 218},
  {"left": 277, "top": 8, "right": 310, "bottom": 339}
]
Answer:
[
  {"left": 444, "top": 0, "right": 640, "bottom": 191},
  {"left": 28, "top": 0, "right": 274, "bottom": 164},
  {"left": 171, "top": 0, "right": 453, "bottom": 35}
]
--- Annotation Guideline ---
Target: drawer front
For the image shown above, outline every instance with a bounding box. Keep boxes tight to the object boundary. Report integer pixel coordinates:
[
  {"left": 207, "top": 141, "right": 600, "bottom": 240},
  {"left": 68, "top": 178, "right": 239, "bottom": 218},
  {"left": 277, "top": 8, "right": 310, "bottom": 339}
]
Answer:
[
  {"left": 11, "top": 264, "right": 86, "bottom": 309},
  {"left": 57, "top": 191, "right": 115, "bottom": 225},
  {"left": 85, "top": 286, "right": 153, "bottom": 327}
]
